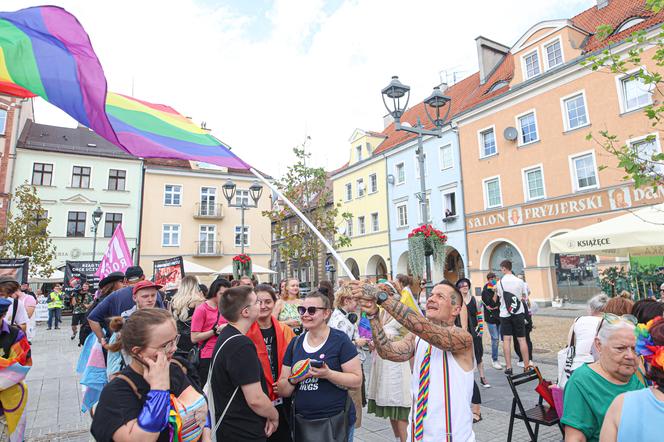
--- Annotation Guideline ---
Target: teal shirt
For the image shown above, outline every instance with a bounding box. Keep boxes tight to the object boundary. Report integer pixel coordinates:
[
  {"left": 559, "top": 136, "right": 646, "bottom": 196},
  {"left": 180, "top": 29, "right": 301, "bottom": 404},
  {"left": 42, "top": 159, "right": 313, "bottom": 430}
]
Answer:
[{"left": 561, "top": 363, "right": 644, "bottom": 442}]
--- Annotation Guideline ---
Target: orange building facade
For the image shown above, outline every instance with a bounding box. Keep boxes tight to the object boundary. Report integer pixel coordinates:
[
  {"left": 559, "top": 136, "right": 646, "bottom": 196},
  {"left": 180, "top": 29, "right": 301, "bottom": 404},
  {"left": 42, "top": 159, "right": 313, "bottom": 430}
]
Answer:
[{"left": 456, "top": 1, "right": 664, "bottom": 303}]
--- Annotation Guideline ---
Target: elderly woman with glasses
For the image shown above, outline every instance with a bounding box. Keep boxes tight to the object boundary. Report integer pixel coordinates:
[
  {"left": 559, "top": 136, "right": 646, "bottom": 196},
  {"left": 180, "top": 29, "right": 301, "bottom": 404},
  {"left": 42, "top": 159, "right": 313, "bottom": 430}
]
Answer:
[
  {"left": 278, "top": 291, "right": 362, "bottom": 442},
  {"left": 561, "top": 314, "right": 645, "bottom": 442}
]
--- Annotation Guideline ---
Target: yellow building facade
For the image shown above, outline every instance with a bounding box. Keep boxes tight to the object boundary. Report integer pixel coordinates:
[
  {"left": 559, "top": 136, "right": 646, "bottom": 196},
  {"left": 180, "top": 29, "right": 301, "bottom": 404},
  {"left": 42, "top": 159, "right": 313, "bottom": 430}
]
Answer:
[
  {"left": 331, "top": 129, "right": 390, "bottom": 281},
  {"left": 139, "top": 159, "right": 272, "bottom": 283}
]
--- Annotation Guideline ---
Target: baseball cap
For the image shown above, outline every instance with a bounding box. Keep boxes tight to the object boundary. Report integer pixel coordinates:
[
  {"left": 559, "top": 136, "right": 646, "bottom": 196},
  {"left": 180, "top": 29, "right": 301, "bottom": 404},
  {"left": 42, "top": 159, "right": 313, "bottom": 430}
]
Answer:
[
  {"left": 132, "top": 280, "right": 162, "bottom": 295},
  {"left": 99, "top": 271, "right": 125, "bottom": 289},
  {"left": 0, "top": 298, "right": 12, "bottom": 315},
  {"left": 124, "top": 266, "right": 144, "bottom": 281}
]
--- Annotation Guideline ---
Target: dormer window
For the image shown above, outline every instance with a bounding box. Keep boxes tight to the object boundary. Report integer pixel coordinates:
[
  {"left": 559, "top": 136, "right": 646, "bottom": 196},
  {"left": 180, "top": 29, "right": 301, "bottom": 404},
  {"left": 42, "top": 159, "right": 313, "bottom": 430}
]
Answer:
[
  {"left": 355, "top": 145, "right": 363, "bottom": 161},
  {"left": 544, "top": 39, "right": 563, "bottom": 70},
  {"left": 616, "top": 17, "right": 645, "bottom": 34},
  {"left": 523, "top": 50, "right": 540, "bottom": 79}
]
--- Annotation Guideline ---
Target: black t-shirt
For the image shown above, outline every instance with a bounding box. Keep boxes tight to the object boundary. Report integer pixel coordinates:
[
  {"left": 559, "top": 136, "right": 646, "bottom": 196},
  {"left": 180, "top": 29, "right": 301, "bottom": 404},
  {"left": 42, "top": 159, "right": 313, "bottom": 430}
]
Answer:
[
  {"left": 260, "top": 325, "right": 278, "bottom": 382},
  {"left": 465, "top": 296, "right": 480, "bottom": 338},
  {"left": 210, "top": 325, "right": 268, "bottom": 442},
  {"left": 481, "top": 284, "right": 500, "bottom": 324},
  {"left": 91, "top": 362, "right": 205, "bottom": 442}
]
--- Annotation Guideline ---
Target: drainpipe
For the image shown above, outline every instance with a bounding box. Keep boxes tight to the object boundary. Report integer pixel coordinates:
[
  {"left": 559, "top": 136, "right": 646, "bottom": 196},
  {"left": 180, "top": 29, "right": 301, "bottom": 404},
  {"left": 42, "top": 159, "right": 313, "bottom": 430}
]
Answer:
[
  {"left": 452, "top": 121, "right": 471, "bottom": 280},
  {"left": 135, "top": 161, "right": 146, "bottom": 265},
  {"left": 382, "top": 152, "right": 393, "bottom": 278}
]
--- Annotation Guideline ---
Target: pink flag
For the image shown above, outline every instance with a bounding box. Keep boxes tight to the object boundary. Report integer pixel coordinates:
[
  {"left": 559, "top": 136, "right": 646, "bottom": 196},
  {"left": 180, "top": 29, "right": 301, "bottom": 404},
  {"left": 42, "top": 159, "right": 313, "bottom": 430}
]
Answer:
[{"left": 95, "top": 224, "right": 132, "bottom": 278}]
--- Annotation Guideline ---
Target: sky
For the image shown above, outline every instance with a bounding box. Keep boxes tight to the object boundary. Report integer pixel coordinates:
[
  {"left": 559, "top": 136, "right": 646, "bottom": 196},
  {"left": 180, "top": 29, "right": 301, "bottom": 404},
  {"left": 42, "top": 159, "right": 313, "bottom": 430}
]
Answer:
[{"left": 3, "top": 0, "right": 597, "bottom": 176}]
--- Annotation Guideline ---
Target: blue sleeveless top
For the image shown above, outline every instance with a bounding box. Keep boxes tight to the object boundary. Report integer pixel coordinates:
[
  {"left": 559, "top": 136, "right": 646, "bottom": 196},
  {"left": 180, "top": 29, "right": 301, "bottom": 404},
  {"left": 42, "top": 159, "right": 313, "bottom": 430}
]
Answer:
[{"left": 617, "top": 388, "right": 664, "bottom": 442}]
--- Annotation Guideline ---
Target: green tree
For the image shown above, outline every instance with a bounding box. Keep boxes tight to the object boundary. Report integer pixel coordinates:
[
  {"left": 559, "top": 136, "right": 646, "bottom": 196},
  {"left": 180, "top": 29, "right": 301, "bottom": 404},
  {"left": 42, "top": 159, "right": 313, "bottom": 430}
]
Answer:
[
  {"left": 583, "top": 0, "right": 664, "bottom": 188},
  {"left": 0, "top": 183, "right": 56, "bottom": 277},
  {"left": 263, "top": 145, "right": 352, "bottom": 283}
]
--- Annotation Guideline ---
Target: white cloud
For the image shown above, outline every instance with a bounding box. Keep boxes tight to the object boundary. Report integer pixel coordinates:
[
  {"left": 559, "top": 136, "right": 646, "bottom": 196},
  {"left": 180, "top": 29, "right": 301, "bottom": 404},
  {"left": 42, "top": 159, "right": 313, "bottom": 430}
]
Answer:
[{"left": 3, "top": 0, "right": 596, "bottom": 175}]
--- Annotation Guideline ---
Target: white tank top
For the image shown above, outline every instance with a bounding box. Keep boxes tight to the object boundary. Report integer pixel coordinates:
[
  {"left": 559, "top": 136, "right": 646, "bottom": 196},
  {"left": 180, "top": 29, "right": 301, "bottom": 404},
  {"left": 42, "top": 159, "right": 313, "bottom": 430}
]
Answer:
[{"left": 407, "top": 338, "right": 475, "bottom": 442}]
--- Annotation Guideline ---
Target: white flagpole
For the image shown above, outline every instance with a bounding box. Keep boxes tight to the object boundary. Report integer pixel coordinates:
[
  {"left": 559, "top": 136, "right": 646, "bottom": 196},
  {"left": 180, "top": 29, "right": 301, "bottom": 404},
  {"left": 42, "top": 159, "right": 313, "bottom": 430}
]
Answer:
[{"left": 250, "top": 168, "right": 355, "bottom": 280}]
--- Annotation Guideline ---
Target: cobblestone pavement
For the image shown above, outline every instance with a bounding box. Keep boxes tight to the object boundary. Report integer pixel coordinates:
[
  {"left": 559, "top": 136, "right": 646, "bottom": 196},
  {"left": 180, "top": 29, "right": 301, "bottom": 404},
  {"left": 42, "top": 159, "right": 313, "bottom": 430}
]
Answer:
[{"left": 26, "top": 322, "right": 567, "bottom": 441}]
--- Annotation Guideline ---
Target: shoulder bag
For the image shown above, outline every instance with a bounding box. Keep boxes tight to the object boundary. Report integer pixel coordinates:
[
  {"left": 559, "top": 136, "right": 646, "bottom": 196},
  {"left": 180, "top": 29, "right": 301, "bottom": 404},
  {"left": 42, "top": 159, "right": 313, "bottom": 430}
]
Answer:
[
  {"left": 499, "top": 280, "right": 522, "bottom": 316},
  {"left": 556, "top": 316, "right": 580, "bottom": 388},
  {"left": 187, "top": 309, "right": 220, "bottom": 367}
]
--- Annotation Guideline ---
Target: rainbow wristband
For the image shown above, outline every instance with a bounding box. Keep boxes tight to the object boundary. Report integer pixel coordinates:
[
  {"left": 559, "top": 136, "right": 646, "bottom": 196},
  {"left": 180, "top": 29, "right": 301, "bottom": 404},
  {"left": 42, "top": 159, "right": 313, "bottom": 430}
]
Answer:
[{"left": 137, "top": 390, "right": 170, "bottom": 433}]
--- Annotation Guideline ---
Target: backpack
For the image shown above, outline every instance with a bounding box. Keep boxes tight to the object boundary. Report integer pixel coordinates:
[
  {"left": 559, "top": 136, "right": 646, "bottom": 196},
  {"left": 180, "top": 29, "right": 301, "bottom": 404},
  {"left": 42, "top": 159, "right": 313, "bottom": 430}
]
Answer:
[{"left": 499, "top": 280, "right": 522, "bottom": 316}]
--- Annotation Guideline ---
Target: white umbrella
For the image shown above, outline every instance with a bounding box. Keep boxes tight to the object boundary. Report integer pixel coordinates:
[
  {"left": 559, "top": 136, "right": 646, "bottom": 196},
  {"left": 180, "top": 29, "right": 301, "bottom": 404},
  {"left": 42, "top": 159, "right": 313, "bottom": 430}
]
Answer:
[
  {"left": 182, "top": 260, "right": 217, "bottom": 275},
  {"left": 549, "top": 203, "right": 664, "bottom": 256},
  {"left": 214, "top": 263, "right": 276, "bottom": 275},
  {"left": 29, "top": 268, "right": 64, "bottom": 283}
]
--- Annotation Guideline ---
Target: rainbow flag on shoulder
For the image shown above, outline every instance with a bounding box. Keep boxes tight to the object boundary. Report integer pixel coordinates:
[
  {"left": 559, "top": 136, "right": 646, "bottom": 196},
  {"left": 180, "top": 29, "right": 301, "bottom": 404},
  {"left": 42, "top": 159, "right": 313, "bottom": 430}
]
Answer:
[{"left": 0, "top": 6, "right": 249, "bottom": 169}]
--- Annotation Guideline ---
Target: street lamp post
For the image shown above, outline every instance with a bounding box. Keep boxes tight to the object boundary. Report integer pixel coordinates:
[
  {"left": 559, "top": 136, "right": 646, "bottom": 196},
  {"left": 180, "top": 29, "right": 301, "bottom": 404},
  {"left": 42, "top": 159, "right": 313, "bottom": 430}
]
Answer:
[
  {"left": 222, "top": 179, "right": 264, "bottom": 255},
  {"left": 381, "top": 76, "right": 451, "bottom": 297},
  {"left": 91, "top": 206, "right": 103, "bottom": 261}
]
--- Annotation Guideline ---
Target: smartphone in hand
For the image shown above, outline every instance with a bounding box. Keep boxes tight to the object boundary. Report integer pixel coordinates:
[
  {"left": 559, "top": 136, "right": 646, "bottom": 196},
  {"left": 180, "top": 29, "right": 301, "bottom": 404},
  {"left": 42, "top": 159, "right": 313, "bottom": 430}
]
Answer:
[{"left": 310, "top": 359, "right": 324, "bottom": 368}]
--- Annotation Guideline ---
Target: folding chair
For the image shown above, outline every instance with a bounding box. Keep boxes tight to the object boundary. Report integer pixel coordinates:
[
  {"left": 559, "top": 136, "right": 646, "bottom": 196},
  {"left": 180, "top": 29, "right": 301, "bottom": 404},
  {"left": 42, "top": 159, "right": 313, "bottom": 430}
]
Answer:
[{"left": 506, "top": 367, "right": 564, "bottom": 442}]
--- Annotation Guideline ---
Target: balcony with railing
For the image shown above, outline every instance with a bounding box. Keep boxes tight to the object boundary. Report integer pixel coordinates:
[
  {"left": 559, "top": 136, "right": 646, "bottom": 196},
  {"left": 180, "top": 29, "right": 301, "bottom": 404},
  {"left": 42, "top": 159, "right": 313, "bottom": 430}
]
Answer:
[
  {"left": 194, "top": 203, "right": 224, "bottom": 219},
  {"left": 194, "top": 240, "right": 223, "bottom": 257}
]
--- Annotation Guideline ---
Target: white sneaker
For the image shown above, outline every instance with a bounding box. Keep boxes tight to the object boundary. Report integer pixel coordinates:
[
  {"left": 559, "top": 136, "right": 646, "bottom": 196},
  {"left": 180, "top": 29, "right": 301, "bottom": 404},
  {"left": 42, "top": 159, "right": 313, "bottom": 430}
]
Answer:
[
  {"left": 517, "top": 361, "right": 525, "bottom": 368},
  {"left": 492, "top": 361, "right": 502, "bottom": 370}
]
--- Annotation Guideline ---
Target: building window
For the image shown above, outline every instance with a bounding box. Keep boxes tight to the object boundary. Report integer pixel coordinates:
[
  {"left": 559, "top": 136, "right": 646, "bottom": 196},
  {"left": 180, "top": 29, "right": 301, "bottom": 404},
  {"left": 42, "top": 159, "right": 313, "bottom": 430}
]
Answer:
[
  {"left": 345, "top": 183, "right": 352, "bottom": 201},
  {"left": 480, "top": 128, "right": 497, "bottom": 158},
  {"left": 440, "top": 144, "right": 453, "bottom": 170},
  {"left": 32, "top": 163, "right": 53, "bottom": 186},
  {"left": 356, "top": 145, "right": 363, "bottom": 162},
  {"left": 396, "top": 204, "right": 408, "bottom": 227},
  {"left": 563, "top": 93, "right": 589, "bottom": 130},
  {"left": 357, "top": 216, "right": 365, "bottom": 235},
  {"left": 200, "top": 187, "right": 217, "bottom": 215},
  {"left": 443, "top": 192, "right": 456, "bottom": 217},
  {"left": 544, "top": 40, "right": 563, "bottom": 69},
  {"left": 162, "top": 224, "right": 180, "bottom": 246},
  {"left": 483, "top": 177, "right": 502, "bottom": 209},
  {"left": 630, "top": 135, "right": 663, "bottom": 175},
  {"left": 33, "top": 210, "right": 48, "bottom": 235},
  {"left": 0, "top": 109, "right": 6, "bottom": 135},
  {"left": 395, "top": 163, "right": 405, "bottom": 184},
  {"left": 518, "top": 112, "right": 539, "bottom": 145},
  {"left": 234, "top": 225, "right": 250, "bottom": 247},
  {"left": 371, "top": 212, "right": 379, "bottom": 232},
  {"left": 346, "top": 218, "right": 353, "bottom": 237},
  {"left": 369, "top": 174, "right": 378, "bottom": 193},
  {"left": 415, "top": 153, "right": 427, "bottom": 179},
  {"left": 356, "top": 178, "right": 365, "bottom": 198},
  {"left": 524, "top": 166, "right": 545, "bottom": 201},
  {"left": 199, "top": 225, "right": 216, "bottom": 254},
  {"left": 620, "top": 73, "right": 652, "bottom": 112},
  {"left": 571, "top": 153, "right": 598, "bottom": 191},
  {"left": 164, "top": 185, "right": 182, "bottom": 206},
  {"left": 107, "top": 169, "right": 126, "bottom": 191},
  {"left": 104, "top": 213, "right": 123, "bottom": 237},
  {"left": 524, "top": 50, "right": 540, "bottom": 79},
  {"left": 71, "top": 166, "right": 91, "bottom": 188},
  {"left": 236, "top": 189, "right": 249, "bottom": 206},
  {"left": 66, "top": 211, "right": 86, "bottom": 237}
]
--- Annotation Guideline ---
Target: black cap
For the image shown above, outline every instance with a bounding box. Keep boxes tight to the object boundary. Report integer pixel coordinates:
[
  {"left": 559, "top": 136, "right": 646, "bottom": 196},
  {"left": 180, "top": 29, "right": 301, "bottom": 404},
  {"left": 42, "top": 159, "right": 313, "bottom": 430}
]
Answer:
[
  {"left": 124, "top": 266, "right": 144, "bottom": 281},
  {"left": 0, "top": 298, "right": 12, "bottom": 316},
  {"left": 99, "top": 271, "right": 124, "bottom": 288}
]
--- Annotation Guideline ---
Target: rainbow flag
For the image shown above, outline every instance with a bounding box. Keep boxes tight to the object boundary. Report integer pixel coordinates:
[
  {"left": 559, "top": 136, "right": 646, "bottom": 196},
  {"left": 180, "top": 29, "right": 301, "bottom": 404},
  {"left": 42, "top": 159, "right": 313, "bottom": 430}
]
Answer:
[
  {"left": 0, "top": 6, "right": 250, "bottom": 169},
  {"left": 0, "top": 328, "right": 31, "bottom": 442}
]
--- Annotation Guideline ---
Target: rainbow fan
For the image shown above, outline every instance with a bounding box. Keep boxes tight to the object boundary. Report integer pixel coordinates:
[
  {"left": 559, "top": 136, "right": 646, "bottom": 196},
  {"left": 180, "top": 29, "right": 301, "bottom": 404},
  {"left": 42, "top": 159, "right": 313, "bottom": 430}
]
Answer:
[{"left": 289, "top": 359, "right": 311, "bottom": 383}]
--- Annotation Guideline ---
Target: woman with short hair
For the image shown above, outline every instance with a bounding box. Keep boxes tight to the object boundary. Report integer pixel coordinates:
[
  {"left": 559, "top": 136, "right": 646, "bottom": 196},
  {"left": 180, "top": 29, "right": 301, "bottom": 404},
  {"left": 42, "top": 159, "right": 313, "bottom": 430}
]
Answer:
[
  {"left": 561, "top": 314, "right": 645, "bottom": 442},
  {"left": 278, "top": 291, "right": 362, "bottom": 441}
]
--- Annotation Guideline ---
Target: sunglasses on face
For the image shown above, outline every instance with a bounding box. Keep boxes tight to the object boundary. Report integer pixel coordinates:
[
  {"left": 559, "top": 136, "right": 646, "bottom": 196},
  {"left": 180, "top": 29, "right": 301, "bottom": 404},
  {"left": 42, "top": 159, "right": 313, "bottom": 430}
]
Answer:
[
  {"left": 297, "top": 306, "right": 330, "bottom": 316},
  {"left": 597, "top": 313, "right": 637, "bottom": 334}
]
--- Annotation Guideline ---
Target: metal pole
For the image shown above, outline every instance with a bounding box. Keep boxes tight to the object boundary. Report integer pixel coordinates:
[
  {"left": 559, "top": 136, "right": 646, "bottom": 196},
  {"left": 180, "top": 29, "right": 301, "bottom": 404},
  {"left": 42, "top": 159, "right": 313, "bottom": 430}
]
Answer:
[
  {"left": 241, "top": 203, "right": 246, "bottom": 255},
  {"left": 92, "top": 225, "right": 98, "bottom": 261},
  {"left": 415, "top": 118, "right": 432, "bottom": 298}
]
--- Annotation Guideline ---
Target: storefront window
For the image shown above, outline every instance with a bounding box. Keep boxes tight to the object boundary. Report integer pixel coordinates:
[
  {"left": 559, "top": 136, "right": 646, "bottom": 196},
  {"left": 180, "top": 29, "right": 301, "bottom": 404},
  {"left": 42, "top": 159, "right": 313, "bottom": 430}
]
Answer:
[{"left": 554, "top": 254, "right": 599, "bottom": 303}]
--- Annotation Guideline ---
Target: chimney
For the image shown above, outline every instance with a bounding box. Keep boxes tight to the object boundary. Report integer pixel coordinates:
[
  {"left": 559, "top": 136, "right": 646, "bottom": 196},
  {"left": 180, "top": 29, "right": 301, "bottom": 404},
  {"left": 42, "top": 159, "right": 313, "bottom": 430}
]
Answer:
[
  {"left": 383, "top": 113, "right": 394, "bottom": 129},
  {"left": 475, "top": 36, "right": 510, "bottom": 85},
  {"left": 438, "top": 82, "right": 449, "bottom": 92},
  {"left": 597, "top": 0, "right": 609, "bottom": 9}
]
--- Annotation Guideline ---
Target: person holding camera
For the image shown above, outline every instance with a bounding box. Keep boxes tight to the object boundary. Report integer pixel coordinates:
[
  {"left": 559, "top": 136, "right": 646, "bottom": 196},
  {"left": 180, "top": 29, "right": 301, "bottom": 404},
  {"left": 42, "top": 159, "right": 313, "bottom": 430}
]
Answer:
[
  {"left": 277, "top": 291, "right": 362, "bottom": 441},
  {"left": 191, "top": 278, "right": 230, "bottom": 384}
]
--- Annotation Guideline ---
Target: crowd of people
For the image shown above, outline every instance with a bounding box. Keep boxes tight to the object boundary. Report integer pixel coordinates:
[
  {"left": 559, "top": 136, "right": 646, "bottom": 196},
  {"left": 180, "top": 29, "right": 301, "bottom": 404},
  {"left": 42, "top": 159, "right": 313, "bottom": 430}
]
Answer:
[{"left": 0, "top": 256, "right": 662, "bottom": 441}]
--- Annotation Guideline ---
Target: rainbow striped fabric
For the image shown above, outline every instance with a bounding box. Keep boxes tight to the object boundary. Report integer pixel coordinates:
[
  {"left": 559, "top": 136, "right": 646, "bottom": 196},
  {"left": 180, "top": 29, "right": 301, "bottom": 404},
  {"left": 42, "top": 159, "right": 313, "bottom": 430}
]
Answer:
[
  {"left": 0, "top": 6, "right": 250, "bottom": 169},
  {"left": 414, "top": 344, "right": 431, "bottom": 441}
]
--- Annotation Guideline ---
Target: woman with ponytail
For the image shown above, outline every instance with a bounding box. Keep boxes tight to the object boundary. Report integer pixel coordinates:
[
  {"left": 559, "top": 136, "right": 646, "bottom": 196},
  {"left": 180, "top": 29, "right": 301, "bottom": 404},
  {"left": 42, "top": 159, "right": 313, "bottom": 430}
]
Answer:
[
  {"left": 600, "top": 317, "right": 664, "bottom": 442},
  {"left": 91, "top": 309, "right": 211, "bottom": 442}
]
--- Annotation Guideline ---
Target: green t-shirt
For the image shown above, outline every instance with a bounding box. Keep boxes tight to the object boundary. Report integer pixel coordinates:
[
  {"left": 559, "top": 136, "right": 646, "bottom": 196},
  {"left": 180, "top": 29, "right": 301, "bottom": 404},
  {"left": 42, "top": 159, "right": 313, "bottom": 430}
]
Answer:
[{"left": 561, "top": 363, "right": 644, "bottom": 442}]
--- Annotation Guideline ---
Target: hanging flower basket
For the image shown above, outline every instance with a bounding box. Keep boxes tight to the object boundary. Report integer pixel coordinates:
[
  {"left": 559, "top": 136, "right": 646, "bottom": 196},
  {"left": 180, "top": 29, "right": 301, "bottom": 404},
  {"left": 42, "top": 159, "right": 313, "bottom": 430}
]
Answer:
[
  {"left": 232, "top": 254, "right": 253, "bottom": 279},
  {"left": 407, "top": 225, "right": 448, "bottom": 279}
]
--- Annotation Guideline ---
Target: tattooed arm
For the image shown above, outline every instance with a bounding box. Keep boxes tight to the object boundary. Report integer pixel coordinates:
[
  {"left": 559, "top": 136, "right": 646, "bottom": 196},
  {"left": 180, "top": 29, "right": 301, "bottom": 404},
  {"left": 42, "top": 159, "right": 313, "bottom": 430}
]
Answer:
[{"left": 369, "top": 316, "right": 416, "bottom": 362}]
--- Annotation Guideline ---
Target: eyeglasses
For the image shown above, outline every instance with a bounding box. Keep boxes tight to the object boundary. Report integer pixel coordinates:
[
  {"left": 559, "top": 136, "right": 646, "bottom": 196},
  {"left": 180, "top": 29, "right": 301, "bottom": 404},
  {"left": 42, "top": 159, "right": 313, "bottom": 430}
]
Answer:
[
  {"left": 150, "top": 334, "right": 180, "bottom": 353},
  {"left": 297, "top": 306, "right": 330, "bottom": 316}
]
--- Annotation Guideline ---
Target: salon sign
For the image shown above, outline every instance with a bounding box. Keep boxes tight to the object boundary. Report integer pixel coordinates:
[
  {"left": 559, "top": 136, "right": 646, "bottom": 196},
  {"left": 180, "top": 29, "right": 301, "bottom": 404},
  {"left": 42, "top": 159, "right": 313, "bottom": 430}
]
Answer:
[{"left": 466, "top": 184, "right": 664, "bottom": 233}]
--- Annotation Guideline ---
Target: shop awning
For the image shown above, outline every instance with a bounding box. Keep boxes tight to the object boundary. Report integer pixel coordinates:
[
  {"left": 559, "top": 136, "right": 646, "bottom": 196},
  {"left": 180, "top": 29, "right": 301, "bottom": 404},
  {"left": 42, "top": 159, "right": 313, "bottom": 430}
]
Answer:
[
  {"left": 182, "top": 260, "right": 217, "bottom": 275},
  {"left": 214, "top": 263, "right": 276, "bottom": 275},
  {"left": 549, "top": 203, "right": 664, "bottom": 256}
]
